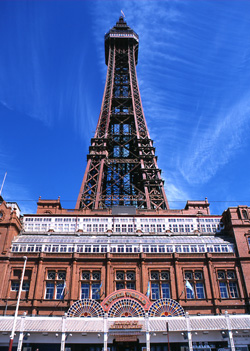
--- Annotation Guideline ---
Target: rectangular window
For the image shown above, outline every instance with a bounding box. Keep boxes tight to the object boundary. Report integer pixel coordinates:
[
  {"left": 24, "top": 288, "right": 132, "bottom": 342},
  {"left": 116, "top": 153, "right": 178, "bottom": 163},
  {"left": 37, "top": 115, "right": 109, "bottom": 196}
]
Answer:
[
  {"left": 11, "top": 282, "right": 19, "bottom": 291},
  {"left": 92, "top": 283, "right": 101, "bottom": 300},
  {"left": 127, "top": 282, "right": 135, "bottom": 290},
  {"left": 162, "top": 283, "right": 170, "bottom": 298},
  {"left": 218, "top": 270, "right": 238, "bottom": 298},
  {"left": 229, "top": 282, "right": 238, "bottom": 298},
  {"left": 22, "top": 282, "right": 30, "bottom": 292},
  {"left": 116, "top": 270, "right": 135, "bottom": 290},
  {"left": 151, "top": 283, "right": 160, "bottom": 300},
  {"left": 77, "top": 245, "right": 84, "bottom": 253},
  {"left": 56, "top": 283, "right": 65, "bottom": 299},
  {"left": 185, "top": 271, "right": 205, "bottom": 299},
  {"left": 196, "top": 283, "right": 205, "bottom": 299},
  {"left": 93, "top": 245, "right": 99, "bottom": 253},
  {"left": 45, "top": 283, "right": 54, "bottom": 299},
  {"left": 116, "top": 282, "right": 125, "bottom": 290},
  {"left": 159, "top": 245, "right": 165, "bottom": 253},
  {"left": 128, "top": 224, "right": 133, "bottom": 232},
  {"left": 81, "top": 283, "right": 90, "bottom": 299},
  {"left": 219, "top": 282, "right": 229, "bottom": 298},
  {"left": 186, "top": 282, "right": 194, "bottom": 299}
]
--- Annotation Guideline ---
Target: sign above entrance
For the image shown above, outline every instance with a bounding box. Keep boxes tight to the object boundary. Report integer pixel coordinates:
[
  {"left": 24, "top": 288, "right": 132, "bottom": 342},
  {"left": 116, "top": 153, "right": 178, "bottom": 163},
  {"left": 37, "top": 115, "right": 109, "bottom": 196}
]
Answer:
[
  {"left": 101, "top": 289, "right": 151, "bottom": 311},
  {"left": 110, "top": 321, "right": 143, "bottom": 330},
  {"left": 115, "top": 335, "right": 138, "bottom": 342}
]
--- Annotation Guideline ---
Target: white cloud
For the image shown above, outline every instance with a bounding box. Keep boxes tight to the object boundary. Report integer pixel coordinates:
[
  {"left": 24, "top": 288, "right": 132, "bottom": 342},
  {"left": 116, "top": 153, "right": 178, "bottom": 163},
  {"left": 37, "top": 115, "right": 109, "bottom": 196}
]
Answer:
[{"left": 179, "top": 94, "right": 250, "bottom": 185}]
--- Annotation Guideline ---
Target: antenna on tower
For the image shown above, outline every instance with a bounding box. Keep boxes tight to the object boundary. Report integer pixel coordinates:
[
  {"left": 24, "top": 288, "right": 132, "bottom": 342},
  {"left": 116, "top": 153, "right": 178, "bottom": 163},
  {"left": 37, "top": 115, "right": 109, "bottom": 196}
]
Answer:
[
  {"left": 121, "top": 10, "right": 125, "bottom": 18},
  {"left": 0, "top": 172, "right": 7, "bottom": 197}
]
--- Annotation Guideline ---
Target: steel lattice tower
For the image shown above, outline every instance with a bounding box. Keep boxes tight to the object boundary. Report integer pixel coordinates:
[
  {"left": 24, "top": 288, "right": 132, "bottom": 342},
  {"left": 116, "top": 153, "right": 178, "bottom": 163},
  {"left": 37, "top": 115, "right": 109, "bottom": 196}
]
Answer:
[{"left": 76, "top": 17, "right": 169, "bottom": 211}]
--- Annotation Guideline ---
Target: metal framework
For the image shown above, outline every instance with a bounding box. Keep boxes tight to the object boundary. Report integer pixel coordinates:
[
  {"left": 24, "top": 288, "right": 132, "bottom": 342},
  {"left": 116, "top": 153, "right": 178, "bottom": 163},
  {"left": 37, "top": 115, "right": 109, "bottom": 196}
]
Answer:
[{"left": 76, "top": 17, "right": 169, "bottom": 210}]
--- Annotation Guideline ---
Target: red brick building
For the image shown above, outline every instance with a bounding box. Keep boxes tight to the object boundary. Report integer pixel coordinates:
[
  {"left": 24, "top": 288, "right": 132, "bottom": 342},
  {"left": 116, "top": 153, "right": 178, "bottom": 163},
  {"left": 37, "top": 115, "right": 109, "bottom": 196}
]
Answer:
[{"left": 0, "top": 16, "right": 250, "bottom": 351}]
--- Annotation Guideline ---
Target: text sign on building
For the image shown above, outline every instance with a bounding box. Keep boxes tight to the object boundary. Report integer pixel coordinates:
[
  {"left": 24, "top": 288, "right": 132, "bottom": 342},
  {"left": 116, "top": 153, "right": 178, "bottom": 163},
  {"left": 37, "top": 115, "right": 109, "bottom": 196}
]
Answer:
[
  {"left": 101, "top": 289, "right": 151, "bottom": 310},
  {"left": 110, "top": 321, "right": 143, "bottom": 330}
]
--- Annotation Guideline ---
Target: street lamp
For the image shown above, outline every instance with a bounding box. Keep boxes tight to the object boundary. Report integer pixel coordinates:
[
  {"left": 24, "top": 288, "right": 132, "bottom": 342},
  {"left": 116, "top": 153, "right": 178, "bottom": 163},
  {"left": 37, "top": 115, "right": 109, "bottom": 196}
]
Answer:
[{"left": 8, "top": 256, "right": 27, "bottom": 351}]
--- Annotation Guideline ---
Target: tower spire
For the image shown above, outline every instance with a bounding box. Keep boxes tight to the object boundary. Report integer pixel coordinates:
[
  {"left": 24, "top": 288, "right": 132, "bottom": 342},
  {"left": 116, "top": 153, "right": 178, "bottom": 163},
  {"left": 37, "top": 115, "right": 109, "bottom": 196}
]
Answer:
[{"left": 76, "top": 18, "right": 169, "bottom": 211}]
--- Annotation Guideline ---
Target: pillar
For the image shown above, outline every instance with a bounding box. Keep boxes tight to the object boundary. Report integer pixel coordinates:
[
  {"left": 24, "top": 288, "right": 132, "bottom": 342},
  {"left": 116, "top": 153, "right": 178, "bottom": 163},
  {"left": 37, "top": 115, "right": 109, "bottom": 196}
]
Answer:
[
  {"left": 146, "top": 313, "right": 150, "bottom": 351},
  {"left": 60, "top": 313, "right": 67, "bottom": 351},
  {"left": 225, "top": 311, "right": 235, "bottom": 351},
  {"left": 185, "top": 312, "right": 193, "bottom": 351},
  {"left": 104, "top": 313, "right": 108, "bottom": 351},
  {"left": 17, "top": 313, "right": 26, "bottom": 351}
]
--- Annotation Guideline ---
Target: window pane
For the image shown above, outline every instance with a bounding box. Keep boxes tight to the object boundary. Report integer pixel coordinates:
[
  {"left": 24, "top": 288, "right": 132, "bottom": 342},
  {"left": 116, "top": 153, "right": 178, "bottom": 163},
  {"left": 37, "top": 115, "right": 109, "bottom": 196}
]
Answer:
[
  {"left": 162, "top": 283, "right": 170, "bottom": 299},
  {"left": 194, "top": 272, "right": 203, "bottom": 280},
  {"left": 92, "top": 283, "right": 101, "bottom": 300},
  {"left": 227, "top": 271, "right": 235, "bottom": 279},
  {"left": 11, "top": 282, "right": 19, "bottom": 291},
  {"left": 92, "top": 272, "right": 101, "bottom": 280},
  {"left": 126, "top": 271, "right": 135, "bottom": 280},
  {"left": 219, "top": 282, "right": 229, "bottom": 298},
  {"left": 45, "top": 283, "right": 54, "bottom": 299},
  {"left": 229, "top": 282, "right": 238, "bottom": 298},
  {"left": 186, "top": 282, "right": 194, "bottom": 299},
  {"left": 58, "top": 271, "right": 66, "bottom": 280},
  {"left": 196, "top": 283, "right": 205, "bottom": 299},
  {"left": 56, "top": 283, "right": 65, "bottom": 299},
  {"left": 151, "top": 272, "right": 159, "bottom": 280},
  {"left": 161, "top": 272, "right": 169, "bottom": 280},
  {"left": 81, "top": 283, "right": 90, "bottom": 299},
  {"left": 48, "top": 271, "right": 56, "bottom": 280},
  {"left": 116, "top": 282, "right": 125, "bottom": 290},
  {"left": 185, "top": 272, "right": 192, "bottom": 280},
  {"left": 151, "top": 283, "right": 160, "bottom": 300},
  {"left": 127, "top": 282, "right": 135, "bottom": 290},
  {"left": 218, "top": 271, "right": 225, "bottom": 279},
  {"left": 22, "top": 282, "right": 30, "bottom": 292},
  {"left": 82, "top": 272, "right": 90, "bottom": 280},
  {"left": 116, "top": 271, "right": 124, "bottom": 280}
]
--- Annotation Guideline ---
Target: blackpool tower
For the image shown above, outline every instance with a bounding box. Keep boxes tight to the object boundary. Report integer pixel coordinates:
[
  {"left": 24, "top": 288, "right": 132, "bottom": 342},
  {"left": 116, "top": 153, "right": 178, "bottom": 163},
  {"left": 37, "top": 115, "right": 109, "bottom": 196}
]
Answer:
[{"left": 76, "top": 17, "right": 169, "bottom": 211}]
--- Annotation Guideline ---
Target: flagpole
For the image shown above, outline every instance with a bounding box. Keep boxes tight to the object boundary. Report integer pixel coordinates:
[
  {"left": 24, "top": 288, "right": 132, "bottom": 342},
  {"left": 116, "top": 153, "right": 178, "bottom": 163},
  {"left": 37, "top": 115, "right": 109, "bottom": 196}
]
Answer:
[
  {"left": 0, "top": 172, "right": 7, "bottom": 196},
  {"left": 8, "top": 256, "right": 27, "bottom": 351},
  {"left": 166, "top": 322, "right": 170, "bottom": 351}
]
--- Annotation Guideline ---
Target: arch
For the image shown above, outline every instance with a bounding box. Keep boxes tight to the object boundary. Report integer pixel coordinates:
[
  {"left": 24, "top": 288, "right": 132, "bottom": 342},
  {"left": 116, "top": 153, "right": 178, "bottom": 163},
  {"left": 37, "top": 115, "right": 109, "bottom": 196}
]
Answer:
[
  {"left": 67, "top": 299, "right": 104, "bottom": 317},
  {"left": 148, "top": 298, "right": 185, "bottom": 317},
  {"left": 101, "top": 289, "right": 151, "bottom": 311},
  {"left": 108, "top": 298, "right": 146, "bottom": 317}
]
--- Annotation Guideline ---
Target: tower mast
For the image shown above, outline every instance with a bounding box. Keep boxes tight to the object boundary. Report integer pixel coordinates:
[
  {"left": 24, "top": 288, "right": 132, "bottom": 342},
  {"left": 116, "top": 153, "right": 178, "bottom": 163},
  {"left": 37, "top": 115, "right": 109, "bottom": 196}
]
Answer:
[{"left": 76, "top": 17, "right": 169, "bottom": 211}]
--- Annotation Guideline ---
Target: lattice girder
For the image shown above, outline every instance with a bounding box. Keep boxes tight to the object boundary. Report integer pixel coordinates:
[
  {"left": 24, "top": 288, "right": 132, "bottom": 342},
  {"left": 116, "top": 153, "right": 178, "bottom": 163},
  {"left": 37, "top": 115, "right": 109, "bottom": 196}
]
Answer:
[{"left": 76, "top": 17, "right": 169, "bottom": 210}]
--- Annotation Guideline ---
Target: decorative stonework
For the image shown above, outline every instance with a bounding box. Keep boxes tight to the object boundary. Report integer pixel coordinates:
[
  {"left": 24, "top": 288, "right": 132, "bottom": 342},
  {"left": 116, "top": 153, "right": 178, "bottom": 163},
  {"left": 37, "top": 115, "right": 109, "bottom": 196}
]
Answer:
[
  {"left": 67, "top": 299, "right": 104, "bottom": 317},
  {"left": 148, "top": 298, "right": 185, "bottom": 317}
]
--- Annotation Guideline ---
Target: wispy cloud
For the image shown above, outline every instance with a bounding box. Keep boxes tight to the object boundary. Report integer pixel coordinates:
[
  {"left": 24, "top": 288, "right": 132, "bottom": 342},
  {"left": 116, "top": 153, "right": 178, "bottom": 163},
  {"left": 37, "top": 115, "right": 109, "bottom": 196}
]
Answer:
[{"left": 179, "top": 94, "right": 250, "bottom": 185}]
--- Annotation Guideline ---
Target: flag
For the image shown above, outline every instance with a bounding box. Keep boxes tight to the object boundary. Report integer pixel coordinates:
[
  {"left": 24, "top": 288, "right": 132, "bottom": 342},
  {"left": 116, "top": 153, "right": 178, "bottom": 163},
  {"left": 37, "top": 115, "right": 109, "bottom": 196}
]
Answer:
[
  {"left": 185, "top": 280, "right": 194, "bottom": 294},
  {"left": 121, "top": 10, "right": 125, "bottom": 18},
  {"left": 60, "top": 282, "right": 66, "bottom": 299},
  {"left": 93, "top": 282, "right": 102, "bottom": 294},
  {"left": 146, "top": 281, "right": 150, "bottom": 297}
]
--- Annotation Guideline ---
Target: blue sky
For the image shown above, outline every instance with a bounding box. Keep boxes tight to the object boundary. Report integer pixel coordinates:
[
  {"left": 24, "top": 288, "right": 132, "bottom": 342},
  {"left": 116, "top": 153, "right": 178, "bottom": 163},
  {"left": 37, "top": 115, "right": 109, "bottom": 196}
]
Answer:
[{"left": 1, "top": 0, "right": 250, "bottom": 215}]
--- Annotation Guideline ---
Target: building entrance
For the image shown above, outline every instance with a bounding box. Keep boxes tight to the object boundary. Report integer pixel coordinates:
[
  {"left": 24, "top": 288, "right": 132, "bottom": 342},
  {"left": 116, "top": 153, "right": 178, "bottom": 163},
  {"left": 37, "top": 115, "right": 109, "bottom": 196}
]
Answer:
[{"left": 112, "top": 339, "right": 141, "bottom": 351}]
